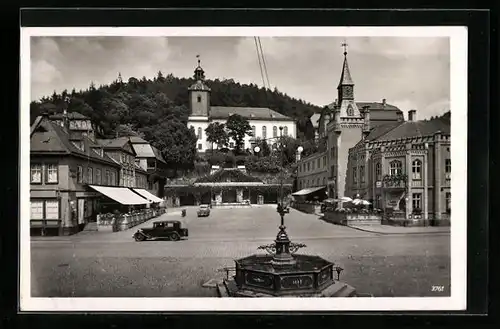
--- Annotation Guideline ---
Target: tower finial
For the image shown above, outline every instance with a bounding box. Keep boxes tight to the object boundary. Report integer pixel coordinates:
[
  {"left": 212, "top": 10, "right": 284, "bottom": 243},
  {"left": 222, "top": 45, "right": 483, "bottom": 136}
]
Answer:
[
  {"left": 341, "top": 39, "right": 348, "bottom": 56},
  {"left": 196, "top": 54, "right": 201, "bottom": 67}
]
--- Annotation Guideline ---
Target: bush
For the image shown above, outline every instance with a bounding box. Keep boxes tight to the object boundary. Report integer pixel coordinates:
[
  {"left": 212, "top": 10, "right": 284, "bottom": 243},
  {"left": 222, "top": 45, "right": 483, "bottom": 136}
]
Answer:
[{"left": 245, "top": 155, "right": 281, "bottom": 173}]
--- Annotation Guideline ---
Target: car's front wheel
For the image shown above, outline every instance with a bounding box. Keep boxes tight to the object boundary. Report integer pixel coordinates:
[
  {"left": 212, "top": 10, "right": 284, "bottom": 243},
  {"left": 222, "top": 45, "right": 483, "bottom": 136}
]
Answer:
[
  {"left": 134, "top": 233, "right": 146, "bottom": 242},
  {"left": 170, "top": 232, "right": 180, "bottom": 241}
]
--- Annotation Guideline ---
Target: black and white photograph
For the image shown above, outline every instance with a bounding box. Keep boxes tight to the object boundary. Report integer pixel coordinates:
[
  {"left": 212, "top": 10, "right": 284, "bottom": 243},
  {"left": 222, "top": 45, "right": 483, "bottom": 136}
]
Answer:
[{"left": 20, "top": 26, "right": 467, "bottom": 311}]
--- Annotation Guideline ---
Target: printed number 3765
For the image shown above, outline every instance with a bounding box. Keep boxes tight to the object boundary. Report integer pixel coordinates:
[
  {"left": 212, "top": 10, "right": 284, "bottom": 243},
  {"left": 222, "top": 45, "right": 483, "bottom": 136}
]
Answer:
[{"left": 432, "top": 285, "right": 444, "bottom": 292}]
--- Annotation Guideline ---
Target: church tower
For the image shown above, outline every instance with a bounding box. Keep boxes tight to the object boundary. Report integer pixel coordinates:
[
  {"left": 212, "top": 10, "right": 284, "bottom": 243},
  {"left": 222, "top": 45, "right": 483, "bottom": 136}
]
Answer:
[
  {"left": 187, "top": 56, "right": 211, "bottom": 153},
  {"left": 188, "top": 55, "right": 211, "bottom": 117},
  {"left": 329, "top": 41, "right": 365, "bottom": 201}
]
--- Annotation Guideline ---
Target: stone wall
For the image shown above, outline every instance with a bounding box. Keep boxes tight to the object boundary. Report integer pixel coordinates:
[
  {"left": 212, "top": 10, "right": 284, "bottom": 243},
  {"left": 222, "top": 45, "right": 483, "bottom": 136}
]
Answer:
[{"left": 323, "top": 211, "right": 382, "bottom": 226}]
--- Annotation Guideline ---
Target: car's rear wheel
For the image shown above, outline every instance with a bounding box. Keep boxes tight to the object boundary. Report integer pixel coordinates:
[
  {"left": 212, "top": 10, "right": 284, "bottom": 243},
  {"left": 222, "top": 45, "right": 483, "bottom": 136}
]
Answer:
[{"left": 170, "top": 232, "right": 180, "bottom": 241}]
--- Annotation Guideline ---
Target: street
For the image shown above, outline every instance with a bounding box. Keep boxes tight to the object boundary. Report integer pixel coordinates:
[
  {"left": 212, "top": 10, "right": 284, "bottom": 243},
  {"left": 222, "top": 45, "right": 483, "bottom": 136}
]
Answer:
[{"left": 30, "top": 206, "right": 451, "bottom": 297}]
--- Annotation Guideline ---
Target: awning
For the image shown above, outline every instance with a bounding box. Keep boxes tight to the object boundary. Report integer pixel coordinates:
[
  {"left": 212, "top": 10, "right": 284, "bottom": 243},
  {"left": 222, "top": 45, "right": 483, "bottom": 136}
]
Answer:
[
  {"left": 292, "top": 186, "right": 327, "bottom": 196},
  {"left": 131, "top": 188, "right": 164, "bottom": 203},
  {"left": 89, "top": 185, "right": 151, "bottom": 205}
]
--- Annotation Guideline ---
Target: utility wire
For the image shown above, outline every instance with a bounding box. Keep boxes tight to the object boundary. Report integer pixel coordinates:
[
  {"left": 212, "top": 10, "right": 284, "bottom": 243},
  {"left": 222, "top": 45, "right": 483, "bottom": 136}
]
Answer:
[
  {"left": 257, "top": 37, "right": 271, "bottom": 90},
  {"left": 253, "top": 37, "right": 267, "bottom": 89}
]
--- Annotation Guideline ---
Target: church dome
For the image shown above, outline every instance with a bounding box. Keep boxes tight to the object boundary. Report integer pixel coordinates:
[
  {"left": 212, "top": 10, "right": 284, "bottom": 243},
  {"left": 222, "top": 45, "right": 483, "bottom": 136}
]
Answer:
[{"left": 188, "top": 80, "right": 211, "bottom": 91}]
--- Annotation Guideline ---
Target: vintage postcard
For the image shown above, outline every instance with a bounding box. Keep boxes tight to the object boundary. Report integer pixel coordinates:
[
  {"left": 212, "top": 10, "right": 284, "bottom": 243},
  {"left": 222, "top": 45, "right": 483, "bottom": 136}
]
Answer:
[{"left": 20, "top": 26, "right": 467, "bottom": 311}]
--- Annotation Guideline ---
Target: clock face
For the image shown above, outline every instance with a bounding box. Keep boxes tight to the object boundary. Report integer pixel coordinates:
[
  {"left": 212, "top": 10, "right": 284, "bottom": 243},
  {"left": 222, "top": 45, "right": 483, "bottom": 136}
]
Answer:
[{"left": 344, "top": 86, "right": 353, "bottom": 98}]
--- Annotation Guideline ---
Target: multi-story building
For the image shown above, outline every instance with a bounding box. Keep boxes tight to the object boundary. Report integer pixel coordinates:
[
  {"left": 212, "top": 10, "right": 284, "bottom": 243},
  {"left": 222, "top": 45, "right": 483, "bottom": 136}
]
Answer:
[
  {"left": 129, "top": 136, "right": 168, "bottom": 197},
  {"left": 30, "top": 113, "right": 121, "bottom": 235},
  {"left": 96, "top": 137, "right": 138, "bottom": 188},
  {"left": 296, "top": 151, "right": 329, "bottom": 191},
  {"left": 186, "top": 58, "right": 297, "bottom": 153},
  {"left": 294, "top": 47, "right": 404, "bottom": 200},
  {"left": 346, "top": 110, "right": 451, "bottom": 225}
]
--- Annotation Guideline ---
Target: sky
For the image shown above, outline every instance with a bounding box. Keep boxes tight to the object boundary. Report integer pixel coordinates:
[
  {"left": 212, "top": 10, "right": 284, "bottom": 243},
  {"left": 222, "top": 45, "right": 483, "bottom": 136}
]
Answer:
[{"left": 30, "top": 36, "right": 450, "bottom": 120}]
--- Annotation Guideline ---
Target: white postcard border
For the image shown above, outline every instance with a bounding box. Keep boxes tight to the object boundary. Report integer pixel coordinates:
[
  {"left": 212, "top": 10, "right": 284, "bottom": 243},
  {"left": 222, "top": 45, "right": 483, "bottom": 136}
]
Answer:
[{"left": 20, "top": 26, "right": 468, "bottom": 312}]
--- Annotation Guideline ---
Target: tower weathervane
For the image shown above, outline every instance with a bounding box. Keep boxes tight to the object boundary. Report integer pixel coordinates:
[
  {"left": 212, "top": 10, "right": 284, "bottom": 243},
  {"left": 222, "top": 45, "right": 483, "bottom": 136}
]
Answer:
[
  {"left": 341, "top": 40, "right": 348, "bottom": 56},
  {"left": 196, "top": 54, "right": 201, "bottom": 66}
]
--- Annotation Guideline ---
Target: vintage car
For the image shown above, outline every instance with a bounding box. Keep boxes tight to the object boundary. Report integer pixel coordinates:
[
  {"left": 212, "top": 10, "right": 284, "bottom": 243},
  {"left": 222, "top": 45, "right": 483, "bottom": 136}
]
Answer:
[
  {"left": 197, "top": 204, "right": 211, "bottom": 217},
  {"left": 133, "top": 220, "right": 188, "bottom": 242}
]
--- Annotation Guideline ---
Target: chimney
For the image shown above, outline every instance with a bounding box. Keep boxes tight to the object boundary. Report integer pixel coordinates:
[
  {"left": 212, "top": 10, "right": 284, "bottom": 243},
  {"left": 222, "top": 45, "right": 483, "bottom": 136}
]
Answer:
[
  {"left": 397, "top": 111, "right": 404, "bottom": 122},
  {"left": 382, "top": 98, "right": 386, "bottom": 107},
  {"left": 408, "top": 109, "right": 417, "bottom": 122}
]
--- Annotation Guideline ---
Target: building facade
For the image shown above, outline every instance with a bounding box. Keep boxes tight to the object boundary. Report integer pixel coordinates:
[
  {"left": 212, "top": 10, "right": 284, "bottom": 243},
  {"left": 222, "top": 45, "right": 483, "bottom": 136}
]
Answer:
[
  {"left": 96, "top": 137, "right": 138, "bottom": 188},
  {"left": 294, "top": 47, "right": 404, "bottom": 200},
  {"left": 296, "top": 151, "right": 329, "bottom": 191},
  {"left": 186, "top": 59, "right": 297, "bottom": 153},
  {"left": 30, "top": 114, "right": 121, "bottom": 235},
  {"left": 346, "top": 110, "right": 451, "bottom": 225}
]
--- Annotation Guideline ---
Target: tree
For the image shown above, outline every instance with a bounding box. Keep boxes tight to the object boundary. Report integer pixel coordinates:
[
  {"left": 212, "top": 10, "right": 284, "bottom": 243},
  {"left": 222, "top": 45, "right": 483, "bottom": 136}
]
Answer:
[
  {"left": 205, "top": 122, "right": 229, "bottom": 151},
  {"left": 225, "top": 114, "right": 252, "bottom": 154},
  {"left": 114, "top": 123, "right": 145, "bottom": 138}
]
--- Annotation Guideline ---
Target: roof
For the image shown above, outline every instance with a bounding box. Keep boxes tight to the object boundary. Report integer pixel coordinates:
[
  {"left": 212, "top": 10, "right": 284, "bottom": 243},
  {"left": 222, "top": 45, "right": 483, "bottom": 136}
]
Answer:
[
  {"left": 96, "top": 137, "right": 135, "bottom": 152},
  {"left": 209, "top": 106, "right": 293, "bottom": 121},
  {"left": 151, "top": 146, "right": 167, "bottom": 164},
  {"left": 128, "top": 136, "right": 149, "bottom": 144},
  {"left": 132, "top": 143, "right": 156, "bottom": 158},
  {"left": 310, "top": 113, "right": 322, "bottom": 127},
  {"left": 367, "top": 117, "right": 450, "bottom": 142},
  {"left": 30, "top": 116, "right": 119, "bottom": 166},
  {"left": 338, "top": 56, "right": 354, "bottom": 86},
  {"left": 49, "top": 111, "right": 89, "bottom": 120},
  {"left": 188, "top": 80, "right": 211, "bottom": 91}
]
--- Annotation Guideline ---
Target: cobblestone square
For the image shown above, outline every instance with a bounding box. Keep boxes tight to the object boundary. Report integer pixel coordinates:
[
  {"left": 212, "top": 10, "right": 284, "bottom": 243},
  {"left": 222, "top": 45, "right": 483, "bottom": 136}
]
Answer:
[{"left": 30, "top": 206, "right": 450, "bottom": 297}]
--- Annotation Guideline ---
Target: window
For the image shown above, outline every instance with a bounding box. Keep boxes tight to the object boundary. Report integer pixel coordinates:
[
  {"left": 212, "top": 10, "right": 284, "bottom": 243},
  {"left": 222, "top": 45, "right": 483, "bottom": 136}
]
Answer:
[
  {"left": 30, "top": 200, "right": 44, "bottom": 219},
  {"left": 317, "top": 158, "right": 320, "bottom": 168},
  {"left": 323, "top": 156, "right": 327, "bottom": 166},
  {"left": 273, "top": 126, "right": 277, "bottom": 137},
  {"left": 312, "top": 161, "right": 315, "bottom": 170},
  {"left": 105, "top": 170, "right": 110, "bottom": 185},
  {"left": 284, "top": 126, "right": 288, "bottom": 136},
  {"left": 347, "top": 104, "right": 354, "bottom": 116},
  {"left": 375, "top": 162, "right": 382, "bottom": 181},
  {"left": 331, "top": 147, "right": 336, "bottom": 158},
  {"left": 30, "top": 164, "right": 42, "bottom": 183},
  {"left": 316, "top": 178, "right": 320, "bottom": 186},
  {"left": 46, "top": 164, "right": 58, "bottom": 184},
  {"left": 445, "top": 159, "right": 451, "bottom": 180},
  {"left": 412, "top": 193, "right": 422, "bottom": 210},
  {"left": 110, "top": 171, "right": 116, "bottom": 186},
  {"left": 412, "top": 159, "right": 422, "bottom": 180},
  {"left": 446, "top": 192, "right": 451, "bottom": 212},
  {"left": 307, "top": 162, "right": 310, "bottom": 171},
  {"left": 323, "top": 177, "right": 326, "bottom": 185},
  {"left": 197, "top": 127, "right": 202, "bottom": 140},
  {"left": 197, "top": 95, "right": 201, "bottom": 103},
  {"left": 251, "top": 126, "right": 256, "bottom": 137},
  {"left": 262, "top": 126, "right": 267, "bottom": 139},
  {"left": 360, "top": 165, "right": 365, "bottom": 183},
  {"left": 353, "top": 167, "right": 358, "bottom": 184},
  {"left": 77, "top": 166, "right": 83, "bottom": 183},
  {"left": 96, "top": 169, "right": 102, "bottom": 185},
  {"left": 198, "top": 143, "right": 202, "bottom": 150},
  {"left": 389, "top": 160, "right": 403, "bottom": 176},
  {"left": 45, "top": 200, "right": 59, "bottom": 219},
  {"left": 87, "top": 167, "right": 93, "bottom": 184}
]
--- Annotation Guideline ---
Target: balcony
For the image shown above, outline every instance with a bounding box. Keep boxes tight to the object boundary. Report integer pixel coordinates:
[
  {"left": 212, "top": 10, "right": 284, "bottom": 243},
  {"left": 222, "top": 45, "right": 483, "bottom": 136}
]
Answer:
[
  {"left": 382, "top": 174, "right": 408, "bottom": 189},
  {"left": 410, "top": 180, "right": 423, "bottom": 188}
]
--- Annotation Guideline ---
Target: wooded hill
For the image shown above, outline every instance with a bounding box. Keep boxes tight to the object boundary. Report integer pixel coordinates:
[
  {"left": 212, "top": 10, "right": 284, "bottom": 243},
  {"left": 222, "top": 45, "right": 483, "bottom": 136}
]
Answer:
[{"left": 30, "top": 72, "right": 322, "bottom": 173}]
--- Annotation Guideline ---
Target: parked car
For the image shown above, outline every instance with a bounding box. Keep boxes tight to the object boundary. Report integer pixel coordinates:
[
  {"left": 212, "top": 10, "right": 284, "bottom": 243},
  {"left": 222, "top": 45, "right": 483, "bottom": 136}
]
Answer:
[
  {"left": 197, "top": 204, "right": 211, "bottom": 217},
  {"left": 133, "top": 220, "right": 188, "bottom": 242}
]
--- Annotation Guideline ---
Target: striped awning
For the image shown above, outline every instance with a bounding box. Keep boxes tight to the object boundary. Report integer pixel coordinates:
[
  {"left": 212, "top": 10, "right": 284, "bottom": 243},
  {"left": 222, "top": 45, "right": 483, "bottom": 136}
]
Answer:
[
  {"left": 131, "top": 188, "right": 164, "bottom": 203},
  {"left": 89, "top": 185, "right": 151, "bottom": 205},
  {"left": 292, "top": 186, "right": 327, "bottom": 196}
]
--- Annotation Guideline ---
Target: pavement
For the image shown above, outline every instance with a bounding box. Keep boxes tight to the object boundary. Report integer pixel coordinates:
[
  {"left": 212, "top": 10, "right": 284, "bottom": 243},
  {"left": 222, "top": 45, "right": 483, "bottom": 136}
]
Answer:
[{"left": 29, "top": 206, "right": 451, "bottom": 298}]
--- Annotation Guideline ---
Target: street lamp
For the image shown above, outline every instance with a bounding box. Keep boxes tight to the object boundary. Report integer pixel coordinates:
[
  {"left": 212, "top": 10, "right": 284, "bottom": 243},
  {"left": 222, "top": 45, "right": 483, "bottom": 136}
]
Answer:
[
  {"left": 296, "top": 145, "right": 303, "bottom": 162},
  {"left": 253, "top": 145, "right": 260, "bottom": 156}
]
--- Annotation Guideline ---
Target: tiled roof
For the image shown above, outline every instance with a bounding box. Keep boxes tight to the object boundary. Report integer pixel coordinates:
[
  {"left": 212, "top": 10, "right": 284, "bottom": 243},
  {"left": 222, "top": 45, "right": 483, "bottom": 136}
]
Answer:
[
  {"left": 209, "top": 106, "right": 293, "bottom": 121},
  {"left": 49, "top": 111, "right": 89, "bottom": 120},
  {"left": 30, "top": 116, "right": 119, "bottom": 166},
  {"left": 370, "top": 118, "right": 450, "bottom": 142},
  {"left": 96, "top": 137, "right": 130, "bottom": 149}
]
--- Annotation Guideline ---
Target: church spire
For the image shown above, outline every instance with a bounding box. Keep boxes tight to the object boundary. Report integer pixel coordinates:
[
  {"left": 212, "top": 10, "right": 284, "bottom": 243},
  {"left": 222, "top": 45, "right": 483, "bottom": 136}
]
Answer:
[{"left": 338, "top": 41, "right": 354, "bottom": 87}]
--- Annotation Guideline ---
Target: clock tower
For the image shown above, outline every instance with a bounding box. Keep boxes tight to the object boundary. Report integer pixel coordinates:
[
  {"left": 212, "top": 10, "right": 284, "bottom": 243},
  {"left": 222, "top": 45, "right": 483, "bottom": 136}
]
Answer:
[{"left": 328, "top": 41, "right": 365, "bottom": 202}]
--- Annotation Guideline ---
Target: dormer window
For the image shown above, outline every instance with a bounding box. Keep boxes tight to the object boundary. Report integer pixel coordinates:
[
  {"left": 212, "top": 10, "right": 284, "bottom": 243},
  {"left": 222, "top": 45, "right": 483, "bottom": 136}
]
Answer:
[
  {"left": 72, "top": 141, "right": 84, "bottom": 151},
  {"left": 197, "top": 95, "right": 201, "bottom": 103}
]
